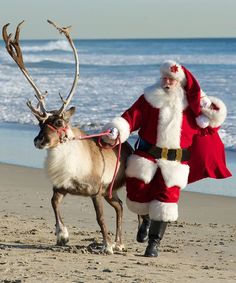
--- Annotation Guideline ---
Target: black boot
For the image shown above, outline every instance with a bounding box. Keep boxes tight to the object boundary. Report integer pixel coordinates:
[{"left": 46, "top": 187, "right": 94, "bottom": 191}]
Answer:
[
  {"left": 136, "top": 215, "right": 151, "bottom": 243},
  {"left": 144, "top": 221, "right": 168, "bottom": 257}
]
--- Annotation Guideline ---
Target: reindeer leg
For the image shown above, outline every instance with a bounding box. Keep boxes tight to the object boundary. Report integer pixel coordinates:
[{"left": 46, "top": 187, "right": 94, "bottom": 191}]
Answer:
[
  {"left": 51, "top": 187, "right": 69, "bottom": 246},
  {"left": 91, "top": 194, "right": 113, "bottom": 254},
  {"left": 104, "top": 191, "right": 124, "bottom": 251}
]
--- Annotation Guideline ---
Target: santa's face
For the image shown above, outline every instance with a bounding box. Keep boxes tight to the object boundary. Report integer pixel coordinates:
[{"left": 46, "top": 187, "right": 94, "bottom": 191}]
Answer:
[{"left": 161, "top": 76, "right": 180, "bottom": 92}]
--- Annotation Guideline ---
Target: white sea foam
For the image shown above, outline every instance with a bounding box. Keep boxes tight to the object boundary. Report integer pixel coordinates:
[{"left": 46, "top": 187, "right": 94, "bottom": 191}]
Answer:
[
  {"left": 22, "top": 40, "right": 72, "bottom": 52},
  {"left": 0, "top": 38, "right": 236, "bottom": 151},
  {"left": 2, "top": 43, "right": 236, "bottom": 66},
  {"left": 78, "top": 54, "right": 236, "bottom": 66}
]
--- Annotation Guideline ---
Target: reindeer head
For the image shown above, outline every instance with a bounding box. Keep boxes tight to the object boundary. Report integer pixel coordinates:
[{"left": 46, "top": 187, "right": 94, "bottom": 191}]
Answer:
[
  {"left": 2, "top": 20, "right": 80, "bottom": 149},
  {"left": 33, "top": 107, "right": 77, "bottom": 148}
]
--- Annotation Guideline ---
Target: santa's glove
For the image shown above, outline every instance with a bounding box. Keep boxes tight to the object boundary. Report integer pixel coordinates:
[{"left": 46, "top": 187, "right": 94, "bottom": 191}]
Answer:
[
  {"left": 107, "top": 127, "right": 119, "bottom": 140},
  {"left": 196, "top": 114, "right": 210, "bottom": 128},
  {"left": 200, "top": 95, "right": 212, "bottom": 109}
]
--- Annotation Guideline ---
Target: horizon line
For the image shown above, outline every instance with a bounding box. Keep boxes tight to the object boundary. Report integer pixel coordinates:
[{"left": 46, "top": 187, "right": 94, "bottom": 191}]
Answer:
[{"left": 0, "top": 36, "right": 236, "bottom": 41}]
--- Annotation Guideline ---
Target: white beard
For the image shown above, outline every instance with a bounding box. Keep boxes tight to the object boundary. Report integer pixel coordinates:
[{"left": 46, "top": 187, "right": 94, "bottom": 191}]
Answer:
[
  {"left": 144, "top": 82, "right": 188, "bottom": 110},
  {"left": 144, "top": 83, "right": 188, "bottom": 148},
  {"left": 163, "top": 85, "right": 185, "bottom": 102}
]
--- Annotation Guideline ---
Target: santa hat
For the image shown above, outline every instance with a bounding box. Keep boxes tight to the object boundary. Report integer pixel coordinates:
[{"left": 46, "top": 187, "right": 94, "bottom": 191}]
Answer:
[{"left": 160, "top": 60, "right": 201, "bottom": 116}]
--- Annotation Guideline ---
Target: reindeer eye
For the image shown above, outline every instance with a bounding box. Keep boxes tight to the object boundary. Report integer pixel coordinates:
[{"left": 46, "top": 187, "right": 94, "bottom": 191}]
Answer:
[{"left": 53, "top": 119, "right": 64, "bottom": 127}]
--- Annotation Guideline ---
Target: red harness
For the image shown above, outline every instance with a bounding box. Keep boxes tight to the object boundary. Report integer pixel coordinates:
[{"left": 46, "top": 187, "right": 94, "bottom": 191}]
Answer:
[
  {"left": 46, "top": 124, "right": 69, "bottom": 143},
  {"left": 46, "top": 124, "right": 121, "bottom": 199}
]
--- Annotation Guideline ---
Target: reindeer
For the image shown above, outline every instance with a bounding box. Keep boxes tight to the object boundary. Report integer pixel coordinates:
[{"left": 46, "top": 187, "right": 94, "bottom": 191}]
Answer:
[{"left": 2, "top": 20, "right": 133, "bottom": 254}]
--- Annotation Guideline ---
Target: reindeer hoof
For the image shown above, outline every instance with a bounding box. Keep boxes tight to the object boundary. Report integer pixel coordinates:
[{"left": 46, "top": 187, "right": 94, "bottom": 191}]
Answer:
[
  {"left": 103, "top": 243, "right": 114, "bottom": 255},
  {"left": 56, "top": 226, "right": 69, "bottom": 246},
  {"left": 113, "top": 243, "right": 125, "bottom": 251},
  {"left": 56, "top": 237, "right": 69, "bottom": 246},
  {"left": 87, "top": 242, "right": 113, "bottom": 254}
]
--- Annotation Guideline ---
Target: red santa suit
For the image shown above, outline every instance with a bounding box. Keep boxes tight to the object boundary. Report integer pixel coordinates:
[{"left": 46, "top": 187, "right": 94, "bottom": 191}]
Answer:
[{"left": 106, "top": 61, "right": 231, "bottom": 222}]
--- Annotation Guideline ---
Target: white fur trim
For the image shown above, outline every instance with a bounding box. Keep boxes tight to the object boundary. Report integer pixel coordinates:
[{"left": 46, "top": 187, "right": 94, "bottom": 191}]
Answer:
[
  {"left": 158, "top": 159, "right": 189, "bottom": 189},
  {"left": 160, "top": 60, "right": 186, "bottom": 84},
  {"left": 149, "top": 200, "right": 178, "bottom": 222},
  {"left": 126, "top": 197, "right": 149, "bottom": 215},
  {"left": 104, "top": 117, "right": 130, "bottom": 143},
  {"left": 157, "top": 101, "right": 183, "bottom": 148},
  {"left": 125, "top": 154, "right": 158, "bottom": 184},
  {"left": 200, "top": 90, "right": 207, "bottom": 98},
  {"left": 144, "top": 83, "right": 162, "bottom": 107},
  {"left": 201, "top": 96, "right": 227, "bottom": 128}
]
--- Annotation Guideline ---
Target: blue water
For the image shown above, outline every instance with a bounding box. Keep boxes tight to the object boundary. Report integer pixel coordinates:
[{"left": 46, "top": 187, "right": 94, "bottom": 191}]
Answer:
[{"left": 0, "top": 38, "right": 235, "bottom": 196}]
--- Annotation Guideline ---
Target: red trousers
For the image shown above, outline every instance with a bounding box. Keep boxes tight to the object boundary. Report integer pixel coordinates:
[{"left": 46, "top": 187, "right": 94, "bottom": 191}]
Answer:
[{"left": 126, "top": 168, "right": 180, "bottom": 203}]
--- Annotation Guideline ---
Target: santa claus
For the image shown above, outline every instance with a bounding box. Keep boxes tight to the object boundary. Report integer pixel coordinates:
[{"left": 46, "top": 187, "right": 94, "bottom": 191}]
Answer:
[{"left": 104, "top": 60, "right": 231, "bottom": 257}]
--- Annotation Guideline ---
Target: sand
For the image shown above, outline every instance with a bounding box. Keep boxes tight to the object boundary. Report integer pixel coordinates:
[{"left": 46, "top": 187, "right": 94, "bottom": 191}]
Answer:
[{"left": 0, "top": 163, "right": 235, "bottom": 283}]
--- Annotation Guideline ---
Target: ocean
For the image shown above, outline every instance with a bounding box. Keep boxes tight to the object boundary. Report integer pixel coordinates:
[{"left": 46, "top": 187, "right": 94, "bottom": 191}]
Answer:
[{"left": 0, "top": 38, "right": 235, "bottom": 197}]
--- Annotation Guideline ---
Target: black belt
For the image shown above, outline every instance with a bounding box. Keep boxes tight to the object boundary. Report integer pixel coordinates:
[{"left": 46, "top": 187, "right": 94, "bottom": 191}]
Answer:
[{"left": 137, "top": 138, "right": 190, "bottom": 162}]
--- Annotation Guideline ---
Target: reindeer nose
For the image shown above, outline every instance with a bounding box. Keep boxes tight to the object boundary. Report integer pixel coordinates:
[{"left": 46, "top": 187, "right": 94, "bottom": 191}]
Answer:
[{"left": 34, "top": 136, "right": 44, "bottom": 149}]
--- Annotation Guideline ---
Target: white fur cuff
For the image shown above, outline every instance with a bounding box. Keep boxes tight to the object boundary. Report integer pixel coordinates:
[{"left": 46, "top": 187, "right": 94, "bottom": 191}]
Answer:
[
  {"left": 105, "top": 117, "right": 130, "bottom": 143},
  {"left": 126, "top": 197, "right": 149, "bottom": 215},
  {"left": 158, "top": 159, "right": 189, "bottom": 189},
  {"left": 125, "top": 154, "right": 158, "bottom": 184},
  {"left": 201, "top": 96, "right": 227, "bottom": 128},
  {"left": 149, "top": 200, "right": 178, "bottom": 222}
]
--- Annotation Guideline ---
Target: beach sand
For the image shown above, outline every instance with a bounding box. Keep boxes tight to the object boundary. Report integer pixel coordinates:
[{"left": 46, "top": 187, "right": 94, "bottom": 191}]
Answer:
[{"left": 0, "top": 163, "right": 235, "bottom": 283}]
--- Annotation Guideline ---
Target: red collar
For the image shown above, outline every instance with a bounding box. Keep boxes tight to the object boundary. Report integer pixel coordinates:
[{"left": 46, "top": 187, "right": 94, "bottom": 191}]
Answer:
[{"left": 46, "top": 124, "right": 69, "bottom": 143}]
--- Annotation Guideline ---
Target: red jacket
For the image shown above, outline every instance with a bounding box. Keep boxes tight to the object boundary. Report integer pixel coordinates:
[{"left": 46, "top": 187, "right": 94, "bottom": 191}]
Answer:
[{"left": 109, "top": 88, "right": 231, "bottom": 189}]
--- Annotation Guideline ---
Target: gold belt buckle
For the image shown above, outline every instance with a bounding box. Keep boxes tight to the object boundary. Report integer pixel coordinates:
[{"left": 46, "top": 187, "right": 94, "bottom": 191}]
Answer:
[
  {"left": 161, "top": 147, "right": 168, "bottom": 159},
  {"left": 176, "top": 148, "right": 182, "bottom": 162}
]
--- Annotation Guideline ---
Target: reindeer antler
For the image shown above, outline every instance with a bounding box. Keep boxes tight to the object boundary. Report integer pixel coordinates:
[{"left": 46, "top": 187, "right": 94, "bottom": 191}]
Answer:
[
  {"left": 2, "top": 21, "right": 50, "bottom": 121},
  {"left": 47, "top": 19, "right": 80, "bottom": 116},
  {"left": 2, "top": 20, "right": 80, "bottom": 121}
]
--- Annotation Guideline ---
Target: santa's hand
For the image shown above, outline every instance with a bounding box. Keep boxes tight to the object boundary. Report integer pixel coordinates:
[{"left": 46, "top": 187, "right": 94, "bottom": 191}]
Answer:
[
  {"left": 196, "top": 114, "right": 210, "bottom": 128},
  {"left": 107, "top": 127, "right": 119, "bottom": 140},
  {"left": 200, "top": 95, "right": 212, "bottom": 109}
]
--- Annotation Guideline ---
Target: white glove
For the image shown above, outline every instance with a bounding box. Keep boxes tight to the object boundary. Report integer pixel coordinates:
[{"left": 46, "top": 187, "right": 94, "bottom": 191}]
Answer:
[
  {"left": 196, "top": 114, "right": 210, "bottom": 128},
  {"left": 107, "top": 127, "right": 119, "bottom": 140},
  {"left": 200, "top": 95, "right": 212, "bottom": 109}
]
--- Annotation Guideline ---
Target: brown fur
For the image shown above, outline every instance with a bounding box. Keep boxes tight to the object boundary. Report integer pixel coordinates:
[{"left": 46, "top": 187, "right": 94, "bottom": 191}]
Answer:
[
  {"left": 34, "top": 109, "right": 133, "bottom": 253},
  {"left": 2, "top": 21, "right": 133, "bottom": 254}
]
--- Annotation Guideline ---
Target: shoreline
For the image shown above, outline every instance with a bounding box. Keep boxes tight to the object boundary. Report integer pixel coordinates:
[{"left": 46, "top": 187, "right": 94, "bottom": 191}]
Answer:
[
  {"left": 0, "top": 120, "right": 235, "bottom": 198},
  {"left": 0, "top": 162, "right": 236, "bottom": 282}
]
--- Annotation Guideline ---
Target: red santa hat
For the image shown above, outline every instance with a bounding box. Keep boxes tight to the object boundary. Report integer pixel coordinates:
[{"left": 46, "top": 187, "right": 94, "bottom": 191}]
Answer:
[{"left": 160, "top": 60, "right": 201, "bottom": 116}]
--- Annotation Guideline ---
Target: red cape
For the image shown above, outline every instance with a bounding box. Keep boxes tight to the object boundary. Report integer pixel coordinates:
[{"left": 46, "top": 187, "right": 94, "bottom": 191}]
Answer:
[{"left": 188, "top": 130, "right": 232, "bottom": 183}]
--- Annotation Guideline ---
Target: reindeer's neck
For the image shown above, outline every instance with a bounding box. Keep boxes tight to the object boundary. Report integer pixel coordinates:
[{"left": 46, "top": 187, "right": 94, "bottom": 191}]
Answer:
[
  {"left": 63, "top": 126, "right": 80, "bottom": 141},
  {"left": 70, "top": 126, "right": 83, "bottom": 139}
]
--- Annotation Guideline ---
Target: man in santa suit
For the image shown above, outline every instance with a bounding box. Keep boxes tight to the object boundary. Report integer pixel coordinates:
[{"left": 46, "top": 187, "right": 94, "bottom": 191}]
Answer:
[{"left": 104, "top": 60, "right": 231, "bottom": 257}]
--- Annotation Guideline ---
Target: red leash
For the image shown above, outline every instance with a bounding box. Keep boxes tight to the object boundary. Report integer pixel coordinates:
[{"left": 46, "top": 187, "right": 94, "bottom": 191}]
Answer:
[
  {"left": 78, "top": 130, "right": 122, "bottom": 199},
  {"left": 78, "top": 129, "right": 112, "bottom": 141}
]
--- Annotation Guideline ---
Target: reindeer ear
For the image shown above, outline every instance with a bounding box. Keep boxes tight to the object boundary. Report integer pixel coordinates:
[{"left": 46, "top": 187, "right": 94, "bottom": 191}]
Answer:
[{"left": 63, "top": 106, "right": 76, "bottom": 122}]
